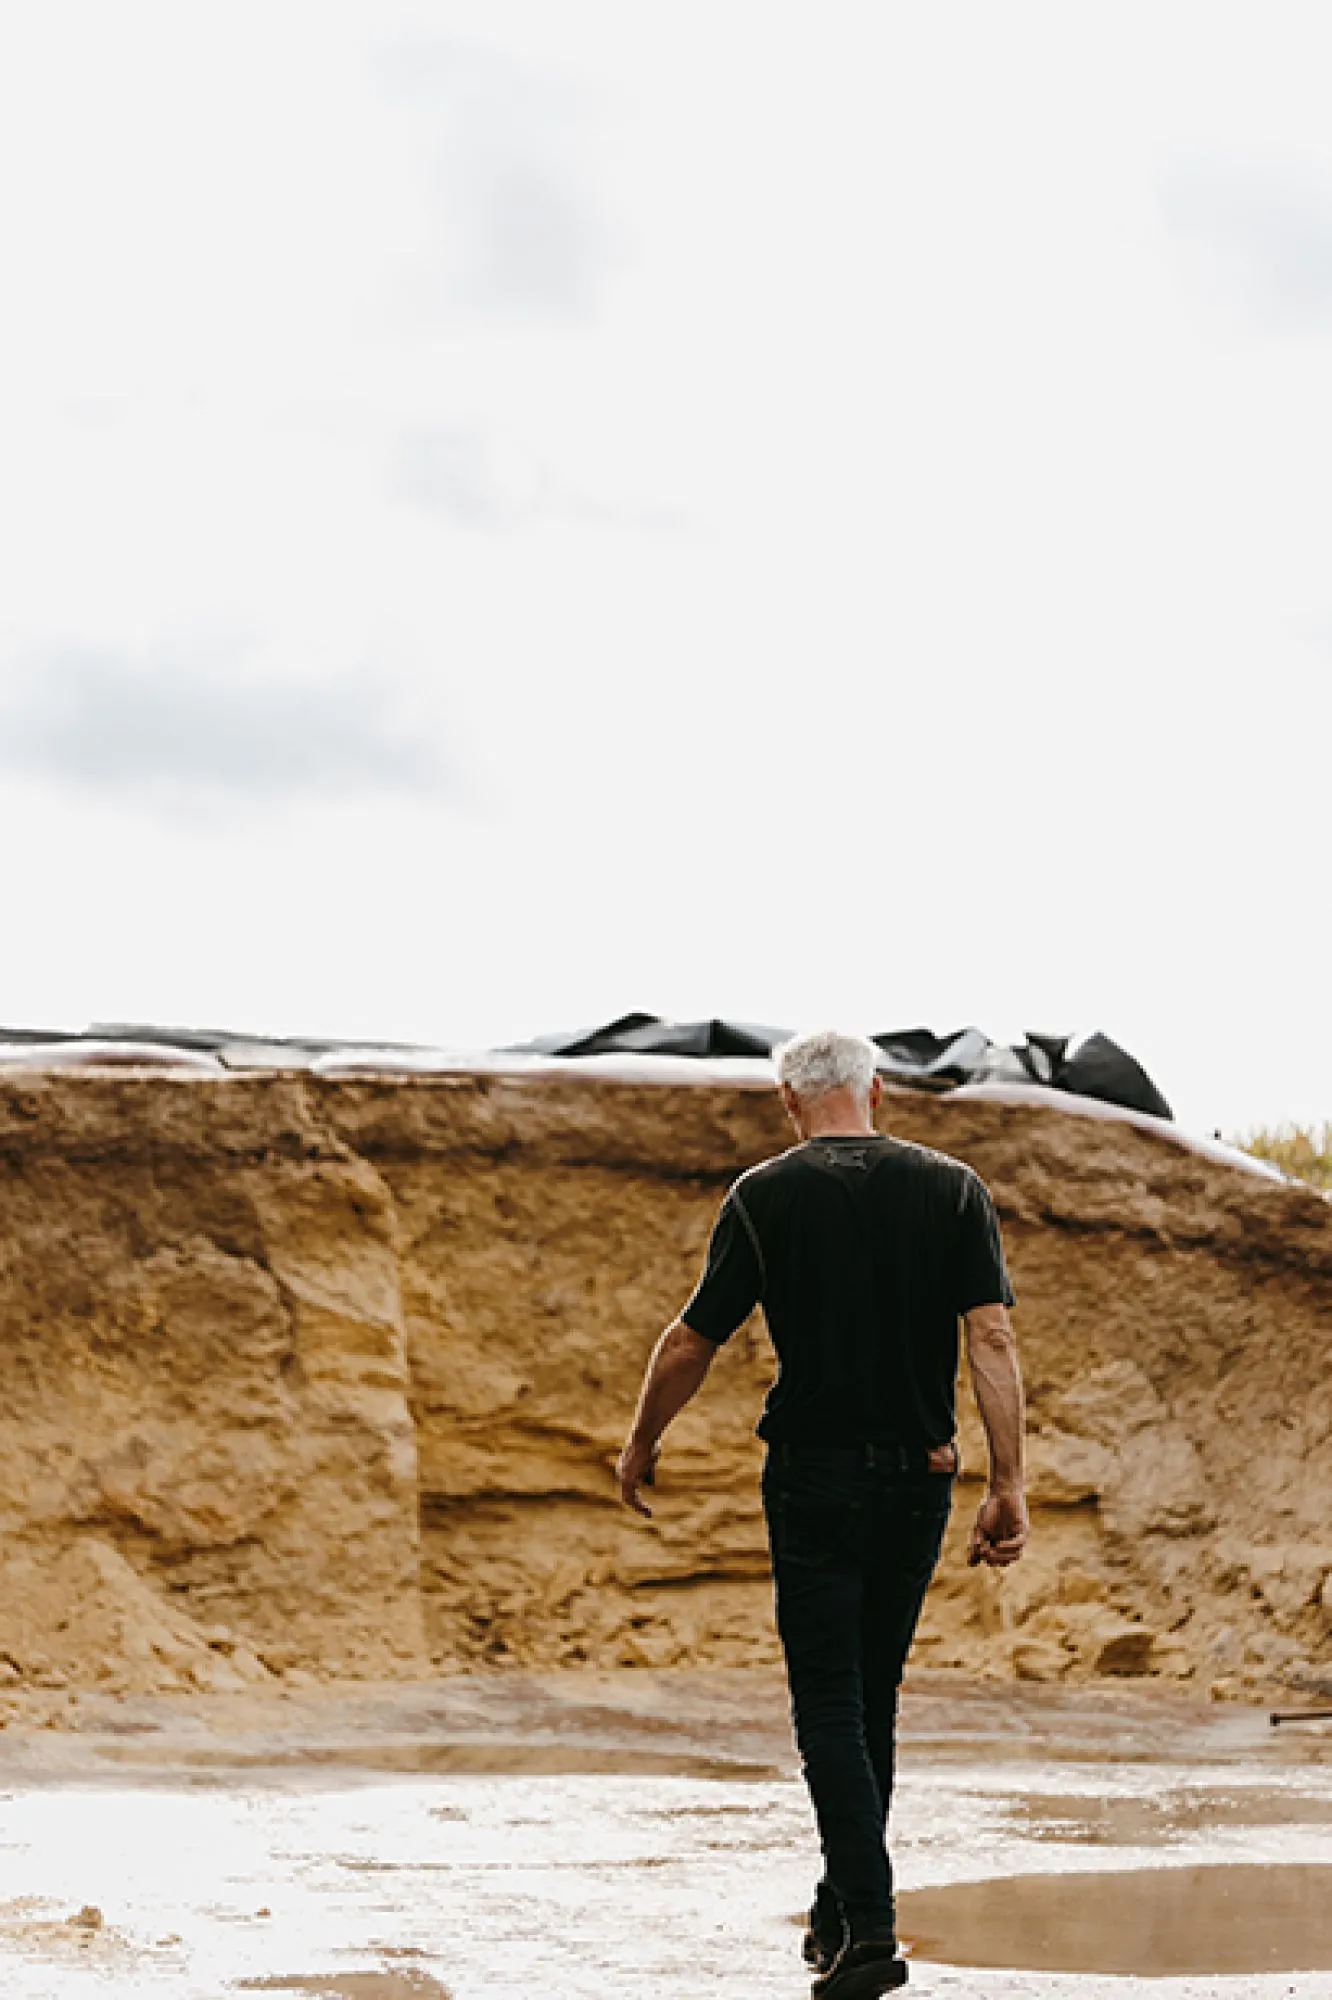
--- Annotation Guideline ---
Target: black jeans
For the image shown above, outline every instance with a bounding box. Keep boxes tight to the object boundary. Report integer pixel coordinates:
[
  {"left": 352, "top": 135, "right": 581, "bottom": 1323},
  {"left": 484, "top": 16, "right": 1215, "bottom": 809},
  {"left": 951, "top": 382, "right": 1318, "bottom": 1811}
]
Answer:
[{"left": 762, "top": 1442, "right": 953, "bottom": 1937}]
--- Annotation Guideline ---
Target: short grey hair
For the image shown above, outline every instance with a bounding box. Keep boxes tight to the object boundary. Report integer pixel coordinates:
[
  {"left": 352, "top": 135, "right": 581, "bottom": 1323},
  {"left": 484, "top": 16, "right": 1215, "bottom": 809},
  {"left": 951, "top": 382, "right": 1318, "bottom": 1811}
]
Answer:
[{"left": 774, "top": 1028, "right": 880, "bottom": 1101}]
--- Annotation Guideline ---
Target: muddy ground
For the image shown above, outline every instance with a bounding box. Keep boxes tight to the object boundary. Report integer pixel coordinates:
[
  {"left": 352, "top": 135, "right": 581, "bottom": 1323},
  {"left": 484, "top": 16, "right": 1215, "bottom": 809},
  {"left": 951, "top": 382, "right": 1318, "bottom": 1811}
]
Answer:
[{"left": 0, "top": 1670, "right": 1329, "bottom": 1998}]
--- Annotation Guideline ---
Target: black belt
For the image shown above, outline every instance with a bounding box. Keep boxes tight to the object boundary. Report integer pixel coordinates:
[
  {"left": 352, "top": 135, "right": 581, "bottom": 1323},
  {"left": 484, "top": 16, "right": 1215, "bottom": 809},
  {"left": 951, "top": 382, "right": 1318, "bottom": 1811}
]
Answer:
[{"left": 767, "top": 1439, "right": 957, "bottom": 1474}]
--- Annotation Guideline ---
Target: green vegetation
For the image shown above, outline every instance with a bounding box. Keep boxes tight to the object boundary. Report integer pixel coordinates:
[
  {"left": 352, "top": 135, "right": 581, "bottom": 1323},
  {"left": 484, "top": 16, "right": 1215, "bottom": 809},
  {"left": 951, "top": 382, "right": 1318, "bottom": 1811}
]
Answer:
[{"left": 1237, "top": 1123, "right": 1332, "bottom": 1193}]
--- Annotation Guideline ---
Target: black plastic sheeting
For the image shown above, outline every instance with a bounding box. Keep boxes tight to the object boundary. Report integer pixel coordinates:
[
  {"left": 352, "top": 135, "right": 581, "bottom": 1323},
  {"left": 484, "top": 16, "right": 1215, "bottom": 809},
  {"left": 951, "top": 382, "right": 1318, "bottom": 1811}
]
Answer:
[
  {"left": 0, "top": 1015, "right": 1174, "bottom": 1121},
  {"left": 1038, "top": 1032, "right": 1173, "bottom": 1121},
  {"left": 512, "top": 1015, "right": 1174, "bottom": 1121},
  {"left": 520, "top": 1012, "right": 786, "bottom": 1061}
]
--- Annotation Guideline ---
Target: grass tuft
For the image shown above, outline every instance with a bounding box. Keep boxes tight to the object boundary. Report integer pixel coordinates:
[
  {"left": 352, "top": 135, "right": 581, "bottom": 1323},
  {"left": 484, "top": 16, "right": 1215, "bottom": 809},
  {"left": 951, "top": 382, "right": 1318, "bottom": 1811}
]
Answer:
[{"left": 1236, "top": 1123, "right": 1332, "bottom": 1193}]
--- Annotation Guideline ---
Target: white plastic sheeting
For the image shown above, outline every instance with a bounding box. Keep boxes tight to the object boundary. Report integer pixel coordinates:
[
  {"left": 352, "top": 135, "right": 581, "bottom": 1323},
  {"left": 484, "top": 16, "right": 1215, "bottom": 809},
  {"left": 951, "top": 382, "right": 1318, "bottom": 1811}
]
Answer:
[
  {"left": 0, "top": 1040, "right": 225, "bottom": 1073},
  {"left": 313, "top": 1048, "right": 1283, "bottom": 1182},
  {"left": 308, "top": 1047, "right": 778, "bottom": 1088},
  {"left": 0, "top": 1035, "right": 1294, "bottom": 1186},
  {"left": 950, "top": 1080, "right": 1286, "bottom": 1183}
]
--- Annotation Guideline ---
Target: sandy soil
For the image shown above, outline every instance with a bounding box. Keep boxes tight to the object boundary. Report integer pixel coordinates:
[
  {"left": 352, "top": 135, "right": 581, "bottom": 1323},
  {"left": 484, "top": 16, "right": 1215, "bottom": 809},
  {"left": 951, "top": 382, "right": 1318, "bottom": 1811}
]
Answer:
[
  {"left": 0, "top": 1069, "right": 1328, "bottom": 1991},
  {"left": 2, "top": 1067, "right": 1329, "bottom": 1705},
  {"left": 0, "top": 1670, "right": 1330, "bottom": 1998}
]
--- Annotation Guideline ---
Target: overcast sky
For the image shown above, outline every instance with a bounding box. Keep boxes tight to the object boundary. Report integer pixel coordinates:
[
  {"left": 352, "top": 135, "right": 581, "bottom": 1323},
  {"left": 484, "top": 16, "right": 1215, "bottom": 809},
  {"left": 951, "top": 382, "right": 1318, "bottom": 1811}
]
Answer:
[{"left": 0, "top": 1, "right": 1329, "bottom": 1136}]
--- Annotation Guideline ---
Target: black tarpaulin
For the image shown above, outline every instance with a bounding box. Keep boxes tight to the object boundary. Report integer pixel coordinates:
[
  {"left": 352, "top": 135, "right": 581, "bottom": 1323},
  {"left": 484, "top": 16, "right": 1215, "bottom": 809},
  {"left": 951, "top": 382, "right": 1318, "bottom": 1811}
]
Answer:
[
  {"left": 871, "top": 1027, "right": 993, "bottom": 1088},
  {"left": 520, "top": 1013, "right": 789, "bottom": 1060},
  {"left": 1044, "top": 1031, "right": 1173, "bottom": 1121},
  {"left": 509, "top": 1015, "right": 1174, "bottom": 1120}
]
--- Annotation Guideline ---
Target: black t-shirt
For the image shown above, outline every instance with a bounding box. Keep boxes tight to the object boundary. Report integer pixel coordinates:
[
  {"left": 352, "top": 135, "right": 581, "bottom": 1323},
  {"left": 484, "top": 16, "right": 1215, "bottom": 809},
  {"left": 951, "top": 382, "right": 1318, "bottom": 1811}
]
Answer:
[{"left": 681, "top": 1135, "right": 1014, "bottom": 1446}]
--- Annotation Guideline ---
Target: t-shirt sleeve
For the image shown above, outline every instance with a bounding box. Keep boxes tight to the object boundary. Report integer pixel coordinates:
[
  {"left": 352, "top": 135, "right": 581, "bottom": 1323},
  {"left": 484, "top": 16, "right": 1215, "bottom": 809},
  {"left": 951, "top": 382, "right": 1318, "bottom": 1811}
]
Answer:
[
  {"left": 680, "top": 1191, "right": 763, "bottom": 1346},
  {"left": 954, "top": 1171, "right": 1016, "bottom": 1314}
]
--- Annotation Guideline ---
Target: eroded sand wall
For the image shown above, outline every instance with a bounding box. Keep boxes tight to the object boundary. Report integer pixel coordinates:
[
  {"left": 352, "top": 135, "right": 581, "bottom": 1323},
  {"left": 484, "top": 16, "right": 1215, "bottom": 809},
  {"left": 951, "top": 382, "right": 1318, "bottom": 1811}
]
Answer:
[
  {"left": 0, "top": 1078, "right": 428, "bottom": 1692},
  {"left": 0, "top": 1071, "right": 1328, "bottom": 1698}
]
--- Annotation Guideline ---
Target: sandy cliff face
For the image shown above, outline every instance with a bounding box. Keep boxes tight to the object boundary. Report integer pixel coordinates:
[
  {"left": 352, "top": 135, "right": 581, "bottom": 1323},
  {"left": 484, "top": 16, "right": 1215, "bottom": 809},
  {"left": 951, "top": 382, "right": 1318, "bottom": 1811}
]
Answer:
[
  {"left": 0, "top": 1079, "right": 426, "bottom": 1695},
  {"left": 0, "top": 1070, "right": 1327, "bottom": 1701}
]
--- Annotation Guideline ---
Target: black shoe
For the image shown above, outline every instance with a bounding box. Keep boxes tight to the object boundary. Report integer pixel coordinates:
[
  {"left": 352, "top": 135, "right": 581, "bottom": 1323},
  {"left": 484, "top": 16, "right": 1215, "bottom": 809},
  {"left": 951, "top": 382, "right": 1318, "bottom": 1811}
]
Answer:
[
  {"left": 802, "top": 1883, "right": 846, "bottom": 1973},
  {"left": 811, "top": 1936, "right": 908, "bottom": 1998}
]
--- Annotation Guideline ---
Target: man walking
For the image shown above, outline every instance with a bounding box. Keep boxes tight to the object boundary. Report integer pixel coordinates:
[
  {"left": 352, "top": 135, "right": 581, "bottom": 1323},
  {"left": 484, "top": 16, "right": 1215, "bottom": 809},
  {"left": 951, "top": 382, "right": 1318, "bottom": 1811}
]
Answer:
[{"left": 615, "top": 1029, "right": 1028, "bottom": 1998}]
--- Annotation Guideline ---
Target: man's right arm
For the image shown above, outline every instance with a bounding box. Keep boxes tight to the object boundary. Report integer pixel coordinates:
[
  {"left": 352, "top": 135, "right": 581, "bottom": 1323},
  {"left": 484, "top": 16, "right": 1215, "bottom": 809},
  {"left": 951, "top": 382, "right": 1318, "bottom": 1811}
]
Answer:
[
  {"left": 963, "top": 1301, "right": 1029, "bottom": 1567},
  {"left": 614, "top": 1188, "right": 762, "bottom": 1517}
]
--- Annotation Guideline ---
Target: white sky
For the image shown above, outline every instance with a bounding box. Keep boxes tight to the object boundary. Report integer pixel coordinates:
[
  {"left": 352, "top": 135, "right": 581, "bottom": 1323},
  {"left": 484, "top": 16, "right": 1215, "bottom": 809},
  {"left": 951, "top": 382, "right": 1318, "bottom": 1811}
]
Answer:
[{"left": 0, "top": 0, "right": 1329, "bottom": 1136}]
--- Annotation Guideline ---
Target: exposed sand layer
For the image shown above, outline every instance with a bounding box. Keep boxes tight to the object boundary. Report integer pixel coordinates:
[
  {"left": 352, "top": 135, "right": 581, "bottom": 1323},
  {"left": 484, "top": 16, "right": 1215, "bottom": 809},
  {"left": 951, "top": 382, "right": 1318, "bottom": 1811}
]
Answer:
[{"left": 0, "top": 1068, "right": 1328, "bottom": 1705}]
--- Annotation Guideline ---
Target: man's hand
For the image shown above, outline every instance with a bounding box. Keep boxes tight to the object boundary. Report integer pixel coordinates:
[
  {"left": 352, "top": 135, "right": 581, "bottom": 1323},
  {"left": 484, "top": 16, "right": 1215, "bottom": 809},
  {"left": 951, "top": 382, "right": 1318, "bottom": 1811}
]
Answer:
[
  {"left": 614, "top": 1321, "right": 717, "bottom": 1517},
  {"left": 615, "top": 1437, "right": 659, "bottom": 1517},
  {"left": 968, "top": 1486, "right": 1029, "bottom": 1567}
]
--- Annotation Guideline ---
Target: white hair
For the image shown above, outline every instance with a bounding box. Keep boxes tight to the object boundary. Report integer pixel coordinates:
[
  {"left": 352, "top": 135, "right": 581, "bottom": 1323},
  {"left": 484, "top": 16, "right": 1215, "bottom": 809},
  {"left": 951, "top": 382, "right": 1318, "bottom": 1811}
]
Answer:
[{"left": 774, "top": 1028, "right": 880, "bottom": 1102}]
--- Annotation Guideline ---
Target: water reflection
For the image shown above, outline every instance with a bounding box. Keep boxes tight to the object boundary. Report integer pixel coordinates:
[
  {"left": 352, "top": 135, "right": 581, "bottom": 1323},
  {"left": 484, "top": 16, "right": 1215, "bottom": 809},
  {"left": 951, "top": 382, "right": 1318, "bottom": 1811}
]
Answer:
[
  {"left": 900, "top": 1862, "right": 1332, "bottom": 1975},
  {"left": 241, "top": 1978, "right": 449, "bottom": 1999},
  {"left": 0, "top": 1768, "right": 1330, "bottom": 1995},
  {"left": 1010, "top": 1786, "right": 1332, "bottom": 1844}
]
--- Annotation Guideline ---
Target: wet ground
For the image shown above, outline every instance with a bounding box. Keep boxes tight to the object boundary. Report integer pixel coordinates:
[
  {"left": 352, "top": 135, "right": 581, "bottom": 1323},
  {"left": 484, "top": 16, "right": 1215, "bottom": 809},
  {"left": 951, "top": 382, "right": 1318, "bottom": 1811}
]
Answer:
[
  {"left": 0, "top": 1671, "right": 1329, "bottom": 1997},
  {"left": 900, "top": 1863, "right": 1332, "bottom": 1976}
]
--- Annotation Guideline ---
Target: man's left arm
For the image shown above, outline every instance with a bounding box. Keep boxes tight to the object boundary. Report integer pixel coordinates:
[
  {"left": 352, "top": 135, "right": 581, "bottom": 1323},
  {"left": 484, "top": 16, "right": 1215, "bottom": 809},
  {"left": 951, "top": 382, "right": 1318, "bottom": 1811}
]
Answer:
[{"left": 615, "top": 1321, "right": 719, "bottom": 1516}]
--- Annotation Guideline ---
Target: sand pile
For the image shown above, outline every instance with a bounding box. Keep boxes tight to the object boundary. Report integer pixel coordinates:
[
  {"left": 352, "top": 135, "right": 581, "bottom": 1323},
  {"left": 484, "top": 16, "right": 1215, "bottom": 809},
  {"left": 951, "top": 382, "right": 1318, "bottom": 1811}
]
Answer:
[
  {"left": 0, "top": 1537, "right": 275, "bottom": 1695},
  {"left": 0, "top": 1068, "right": 1327, "bottom": 1703}
]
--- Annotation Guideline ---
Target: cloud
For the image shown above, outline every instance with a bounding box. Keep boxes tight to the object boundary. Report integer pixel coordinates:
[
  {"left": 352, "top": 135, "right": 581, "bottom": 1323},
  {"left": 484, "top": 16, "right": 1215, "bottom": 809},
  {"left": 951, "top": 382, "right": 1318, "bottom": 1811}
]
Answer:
[
  {"left": 392, "top": 424, "right": 685, "bottom": 534},
  {"left": 0, "top": 641, "right": 451, "bottom": 810},
  {"left": 1158, "top": 151, "right": 1332, "bottom": 328},
  {"left": 394, "top": 426, "right": 546, "bottom": 527},
  {"left": 375, "top": 35, "right": 621, "bottom": 320}
]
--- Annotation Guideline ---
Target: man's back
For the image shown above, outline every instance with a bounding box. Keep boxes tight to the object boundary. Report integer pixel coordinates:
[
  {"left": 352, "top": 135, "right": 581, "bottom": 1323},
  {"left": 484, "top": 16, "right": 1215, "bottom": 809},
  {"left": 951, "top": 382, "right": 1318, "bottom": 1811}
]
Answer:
[{"left": 683, "top": 1134, "right": 1013, "bottom": 1447}]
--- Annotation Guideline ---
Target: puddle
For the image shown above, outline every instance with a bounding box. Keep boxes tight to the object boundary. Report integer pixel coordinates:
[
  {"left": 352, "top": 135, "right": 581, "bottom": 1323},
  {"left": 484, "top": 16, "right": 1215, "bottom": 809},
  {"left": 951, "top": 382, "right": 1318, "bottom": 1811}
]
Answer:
[
  {"left": 240, "top": 1977, "right": 450, "bottom": 1998},
  {"left": 92, "top": 1741, "right": 780, "bottom": 1783},
  {"left": 1011, "top": 1786, "right": 1332, "bottom": 1844},
  {"left": 1, "top": 1767, "right": 1332, "bottom": 1997},
  {"left": 899, "top": 1862, "right": 1332, "bottom": 1975}
]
